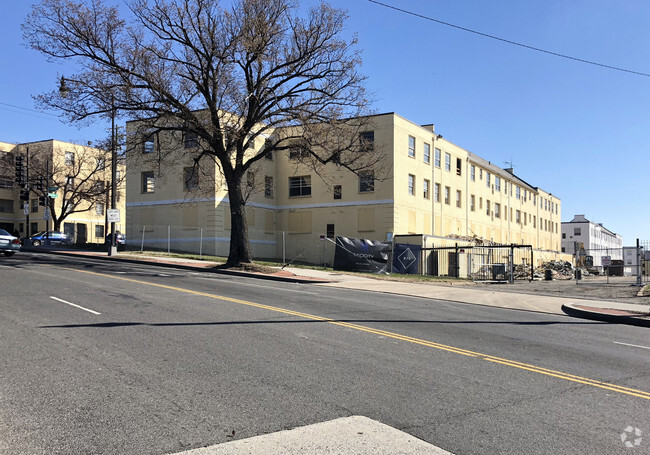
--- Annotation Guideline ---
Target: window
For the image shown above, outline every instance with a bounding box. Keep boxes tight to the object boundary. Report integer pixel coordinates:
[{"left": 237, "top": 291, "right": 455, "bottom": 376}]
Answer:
[
  {"left": 434, "top": 183, "right": 440, "bottom": 202},
  {"left": 183, "top": 167, "right": 199, "bottom": 191},
  {"left": 0, "top": 199, "right": 13, "bottom": 213},
  {"left": 423, "top": 179, "right": 430, "bottom": 199},
  {"left": 408, "top": 174, "right": 415, "bottom": 195},
  {"left": 359, "top": 131, "right": 374, "bottom": 151},
  {"left": 533, "top": 194, "right": 536, "bottom": 205},
  {"left": 0, "top": 176, "right": 13, "bottom": 189},
  {"left": 486, "top": 172, "right": 491, "bottom": 188},
  {"left": 359, "top": 171, "right": 374, "bottom": 193},
  {"left": 516, "top": 210, "right": 521, "bottom": 224},
  {"left": 246, "top": 171, "right": 255, "bottom": 188},
  {"left": 434, "top": 148, "right": 441, "bottom": 167},
  {"left": 495, "top": 203, "right": 501, "bottom": 218},
  {"left": 444, "top": 186, "right": 450, "bottom": 205},
  {"left": 65, "top": 175, "right": 75, "bottom": 189},
  {"left": 96, "top": 158, "right": 106, "bottom": 170},
  {"left": 289, "top": 176, "right": 311, "bottom": 197},
  {"left": 31, "top": 198, "right": 38, "bottom": 213},
  {"left": 94, "top": 180, "right": 105, "bottom": 193},
  {"left": 445, "top": 152, "right": 451, "bottom": 171},
  {"left": 574, "top": 228, "right": 581, "bottom": 236},
  {"left": 184, "top": 131, "right": 198, "bottom": 148},
  {"left": 456, "top": 190, "right": 461, "bottom": 208},
  {"left": 456, "top": 158, "right": 462, "bottom": 176},
  {"left": 479, "top": 197, "right": 483, "bottom": 209},
  {"left": 486, "top": 200, "right": 490, "bottom": 216},
  {"left": 95, "top": 225, "right": 105, "bottom": 238},
  {"left": 265, "top": 176, "right": 274, "bottom": 198},
  {"left": 289, "top": 146, "right": 310, "bottom": 160},
  {"left": 470, "top": 165, "right": 475, "bottom": 181},
  {"left": 423, "top": 143, "right": 430, "bottom": 164},
  {"left": 470, "top": 195, "right": 475, "bottom": 211},
  {"left": 95, "top": 202, "right": 104, "bottom": 216},
  {"left": 333, "top": 184, "right": 342, "bottom": 200},
  {"left": 524, "top": 189, "right": 527, "bottom": 202},
  {"left": 141, "top": 171, "right": 155, "bottom": 193},
  {"left": 495, "top": 176, "right": 501, "bottom": 192},
  {"left": 516, "top": 186, "right": 521, "bottom": 199},
  {"left": 408, "top": 136, "right": 415, "bottom": 158},
  {"left": 533, "top": 216, "right": 536, "bottom": 228},
  {"left": 479, "top": 169, "right": 483, "bottom": 180},
  {"left": 143, "top": 135, "right": 154, "bottom": 153},
  {"left": 326, "top": 223, "right": 335, "bottom": 239},
  {"left": 264, "top": 138, "right": 274, "bottom": 160},
  {"left": 65, "top": 151, "right": 75, "bottom": 166}
]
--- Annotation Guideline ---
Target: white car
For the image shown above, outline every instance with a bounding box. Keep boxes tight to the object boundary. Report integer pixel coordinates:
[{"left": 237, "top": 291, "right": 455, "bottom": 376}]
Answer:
[{"left": 0, "top": 228, "right": 21, "bottom": 257}]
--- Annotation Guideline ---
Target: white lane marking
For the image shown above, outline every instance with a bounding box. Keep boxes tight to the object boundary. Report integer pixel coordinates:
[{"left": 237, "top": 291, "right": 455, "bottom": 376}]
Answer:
[
  {"left": 614, "top": 341, "right": 650, "bottom": 350},
  {"left": 49, "top": 296, "right": 101, "bottom": 315}
]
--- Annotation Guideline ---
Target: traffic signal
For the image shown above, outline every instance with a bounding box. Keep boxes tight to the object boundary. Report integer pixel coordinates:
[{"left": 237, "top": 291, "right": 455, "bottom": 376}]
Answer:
[
  {"left": 15, "top": 155, "right": 25, "bottom": 185},
  {"left": 35, "top": 177, "right": 44, "bottom": 191},
  {"left": 38, "top": 195, "right": 47, "bottom": 206},
  {"left": 20, "top": 188, "right": 29, "bottom": 201}
]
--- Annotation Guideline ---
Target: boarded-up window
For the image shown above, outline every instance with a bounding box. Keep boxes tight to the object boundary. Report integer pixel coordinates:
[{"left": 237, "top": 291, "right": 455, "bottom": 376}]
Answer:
[
  {"left": 288, "top": 211, "right": 312, "bottom": 233},
  {"left": 183, "top": 206, "right": 198, "bottom": 229},
  {"left": 408, "top": 210, "right": 416, "bottom": 234},
  {"left": 265, "top": 211, "right": 274, "bottom": 234},
  {"left": 358, "top": 207, "right": 375, "bottom": 232},
  {"left": 140, "top": 208, "right": 154, "bottom": 232},
  {"left": 247, "top": 207, "right": 256, "bottom": 227}
]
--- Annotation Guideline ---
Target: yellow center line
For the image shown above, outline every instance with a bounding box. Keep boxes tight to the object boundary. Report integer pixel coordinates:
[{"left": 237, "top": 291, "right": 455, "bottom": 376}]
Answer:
[{"left": 55, "top": 265, "right": 650, "bottom": 400}]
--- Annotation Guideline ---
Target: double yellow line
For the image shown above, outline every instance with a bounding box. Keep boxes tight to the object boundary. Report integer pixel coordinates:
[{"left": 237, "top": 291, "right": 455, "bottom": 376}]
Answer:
[{"left": 59, "top": 265, "right": 650, "bottom": 401}]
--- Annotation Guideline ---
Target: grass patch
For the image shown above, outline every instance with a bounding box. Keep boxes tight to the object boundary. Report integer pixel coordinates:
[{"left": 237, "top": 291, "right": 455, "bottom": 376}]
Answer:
[{"left": 643, "top": 284, "right": 650, "bottom": 296}]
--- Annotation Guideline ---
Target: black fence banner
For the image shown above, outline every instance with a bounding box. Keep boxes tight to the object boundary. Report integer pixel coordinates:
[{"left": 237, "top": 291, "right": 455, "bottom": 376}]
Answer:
[
  {"left": 333, "top": 236, "right": 390, "bottom": 273},
  {"left": 392, "top": 243, "right": 421, "bottom": 274}
]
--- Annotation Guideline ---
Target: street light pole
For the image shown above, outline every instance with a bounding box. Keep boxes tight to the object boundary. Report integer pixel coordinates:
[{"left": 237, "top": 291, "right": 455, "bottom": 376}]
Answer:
[{"left": 108, "top": 96, "right": 118, "bottom": 256}]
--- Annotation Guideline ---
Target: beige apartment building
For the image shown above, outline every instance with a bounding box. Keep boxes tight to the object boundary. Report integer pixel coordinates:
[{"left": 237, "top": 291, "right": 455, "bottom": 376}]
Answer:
[
  {"left": 0, "top": 139, "right": 125, "bottom": 243},
  {"left": 125, "top": 112, "right": 562, "bottom": 265}
]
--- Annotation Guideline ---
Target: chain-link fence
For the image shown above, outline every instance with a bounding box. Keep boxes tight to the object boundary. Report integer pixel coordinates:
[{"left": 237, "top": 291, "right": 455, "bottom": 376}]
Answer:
[{"left": 576, "top": 240, "right": 648, "bottom": 286}]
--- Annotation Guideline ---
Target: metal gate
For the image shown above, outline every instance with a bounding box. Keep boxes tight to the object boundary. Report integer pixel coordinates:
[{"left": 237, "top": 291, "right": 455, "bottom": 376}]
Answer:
[{"left": 422, "top": 244, "right": 533, "bottom": 282}]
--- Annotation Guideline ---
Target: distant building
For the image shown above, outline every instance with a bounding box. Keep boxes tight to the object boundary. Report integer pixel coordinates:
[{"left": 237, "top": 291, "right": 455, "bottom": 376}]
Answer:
[
  {"left": 0, "top": 139, "right": 124, "bottom": 242},
  {"left": 561, "top": 214, "right": 623, "bottom": 267}
]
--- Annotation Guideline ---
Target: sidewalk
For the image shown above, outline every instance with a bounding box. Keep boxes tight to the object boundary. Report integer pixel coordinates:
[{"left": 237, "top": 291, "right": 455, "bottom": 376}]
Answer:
[{"left": 27, "top": 247, "right": 650, "bottom": 327}]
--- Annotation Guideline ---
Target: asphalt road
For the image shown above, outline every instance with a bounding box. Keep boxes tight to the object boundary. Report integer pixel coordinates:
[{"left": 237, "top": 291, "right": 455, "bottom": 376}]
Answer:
[{"left": 1, "top": 252, "right": 648, "bottom": 454}]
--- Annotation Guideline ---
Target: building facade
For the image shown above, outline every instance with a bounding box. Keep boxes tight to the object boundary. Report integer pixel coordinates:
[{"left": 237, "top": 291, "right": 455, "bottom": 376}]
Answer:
[
  {"left": 561, "top": 214, "right": 623, "bottom": 268},
  {"left": 126, "top": 113, "right": 562, "bottom": 264},
  {"left": 0, "top": 139, "right": 125, "bottom": 243}
]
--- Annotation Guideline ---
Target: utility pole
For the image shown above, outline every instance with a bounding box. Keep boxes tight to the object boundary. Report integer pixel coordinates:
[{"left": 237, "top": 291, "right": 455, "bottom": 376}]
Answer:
[{"left": 24, "top": 148, "right": 31, "bottom": 246}]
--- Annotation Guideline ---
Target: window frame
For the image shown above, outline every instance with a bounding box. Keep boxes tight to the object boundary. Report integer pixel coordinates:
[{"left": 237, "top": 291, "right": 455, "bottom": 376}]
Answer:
[
  {"left": 408, "top": 136, "right": 416, "bottom": 158},
  {"left": 289, "top": 175, "right": 312, "bottom": 197},
  {"left": 141, "top": 171, "right": 155, "bottom": 193}
]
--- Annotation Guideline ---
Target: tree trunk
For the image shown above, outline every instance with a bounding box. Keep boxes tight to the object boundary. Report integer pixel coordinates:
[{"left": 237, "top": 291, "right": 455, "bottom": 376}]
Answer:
[{"left": 226, "top": 177, "right": 252, "bottom": 266}]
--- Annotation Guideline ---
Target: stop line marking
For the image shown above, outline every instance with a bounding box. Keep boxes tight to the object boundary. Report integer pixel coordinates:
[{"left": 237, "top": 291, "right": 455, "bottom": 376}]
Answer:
[
  {"left": 49, "top": 296, "right": 101, "bottom": 315},
  {"left": 614, "top": 341, "right": 650, "bottom": 350}
]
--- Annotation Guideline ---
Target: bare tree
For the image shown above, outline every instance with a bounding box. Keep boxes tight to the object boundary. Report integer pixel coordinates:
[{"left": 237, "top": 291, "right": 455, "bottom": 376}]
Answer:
[
  {"left": 24, "top": 0, "right": 382, "bottom": 266},
  {"left": 28, "top": 144, "right": 123, "bottom": 232}
]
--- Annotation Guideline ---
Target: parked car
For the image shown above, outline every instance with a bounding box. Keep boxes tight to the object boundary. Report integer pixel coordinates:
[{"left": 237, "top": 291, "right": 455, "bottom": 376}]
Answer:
[
  {"left": 27, "top": 231, "right": 73, "bottom": 247},
  {"left": 105, "top": 232, "right": 126, "bottom": 245},
  {"left": 0, "top": 228, "right": 21, "bottom": 256}
]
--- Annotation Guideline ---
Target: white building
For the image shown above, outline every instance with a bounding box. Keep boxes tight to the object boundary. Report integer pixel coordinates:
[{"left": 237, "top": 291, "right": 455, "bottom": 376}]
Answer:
[{"left": 561, "top": 214, "right": 623, "bottom": 268}]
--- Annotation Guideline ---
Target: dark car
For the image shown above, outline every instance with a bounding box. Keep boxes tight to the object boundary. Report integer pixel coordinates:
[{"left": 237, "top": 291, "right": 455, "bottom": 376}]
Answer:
[
  {"left": 0, "top": 228, "right": 21, "bottom": 256},
  {"left": 28, "top": 231, "right": 73, "bottom": 247},
  {"left": 105, "top": 232, "right": 126, "bottom": 245}
]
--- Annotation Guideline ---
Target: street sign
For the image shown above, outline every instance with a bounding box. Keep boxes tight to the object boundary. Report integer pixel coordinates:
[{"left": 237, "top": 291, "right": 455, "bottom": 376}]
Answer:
[
  {"left": 48, "top": 192, "right": 57, "bottom": 198},
  {"left": 602, "top": 256, "right": 612, "bottom": 267},
  {"left": 23, "top": 204, "right": 29, "bottom": 215},
  {"left": 107, "top": 209, "right": 121, "bottom": 223}
]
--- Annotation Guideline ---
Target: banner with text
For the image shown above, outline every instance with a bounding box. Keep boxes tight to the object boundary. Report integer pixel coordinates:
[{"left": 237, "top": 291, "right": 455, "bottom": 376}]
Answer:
[{"left": 333, "top": 236, "right": 390, "bottom": 274}]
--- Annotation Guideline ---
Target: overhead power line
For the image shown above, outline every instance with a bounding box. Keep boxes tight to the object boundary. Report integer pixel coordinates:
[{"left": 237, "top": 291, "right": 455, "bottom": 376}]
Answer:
[
  {"left": 367, "top": 0, "right": 650, "bottom": 78},
  {"left": 0, "top": 101, "right": 61, "bottom": 120}
]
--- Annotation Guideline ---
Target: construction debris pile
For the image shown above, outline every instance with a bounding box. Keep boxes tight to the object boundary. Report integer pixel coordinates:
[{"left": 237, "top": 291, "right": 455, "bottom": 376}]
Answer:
[{"left": 534, "top": 260, "right": 590, "bottom": 280}]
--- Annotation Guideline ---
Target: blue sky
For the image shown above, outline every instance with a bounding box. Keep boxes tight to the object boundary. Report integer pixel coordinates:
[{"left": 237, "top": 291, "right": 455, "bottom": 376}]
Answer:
[{"left": 2, "top": 0, "right": 649, "bottom": 243}]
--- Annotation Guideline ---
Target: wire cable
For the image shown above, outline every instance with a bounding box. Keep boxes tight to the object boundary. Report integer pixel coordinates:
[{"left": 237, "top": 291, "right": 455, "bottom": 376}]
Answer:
[{"left": 368, "top": 0, "right": 650, "bottom": 78}]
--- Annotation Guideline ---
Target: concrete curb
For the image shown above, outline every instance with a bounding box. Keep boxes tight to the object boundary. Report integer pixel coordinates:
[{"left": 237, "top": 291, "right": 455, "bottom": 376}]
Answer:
[
  {"left": 561, "top": 303, "right": 650, "bottom": 328},
  {"left": 22, "top": 248, "right": 334, "bottom": 284}
]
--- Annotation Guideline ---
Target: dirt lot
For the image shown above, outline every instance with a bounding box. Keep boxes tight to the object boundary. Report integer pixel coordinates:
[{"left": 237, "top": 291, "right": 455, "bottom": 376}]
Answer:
[{"left": 474, "top": 275, "right": 649, "bottom": 305}]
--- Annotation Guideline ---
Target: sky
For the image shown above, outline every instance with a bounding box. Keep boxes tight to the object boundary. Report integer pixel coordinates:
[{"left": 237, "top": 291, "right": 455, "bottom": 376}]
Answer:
[{"left": 2, "top": 0, "right": 649, "bottom": 243}]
